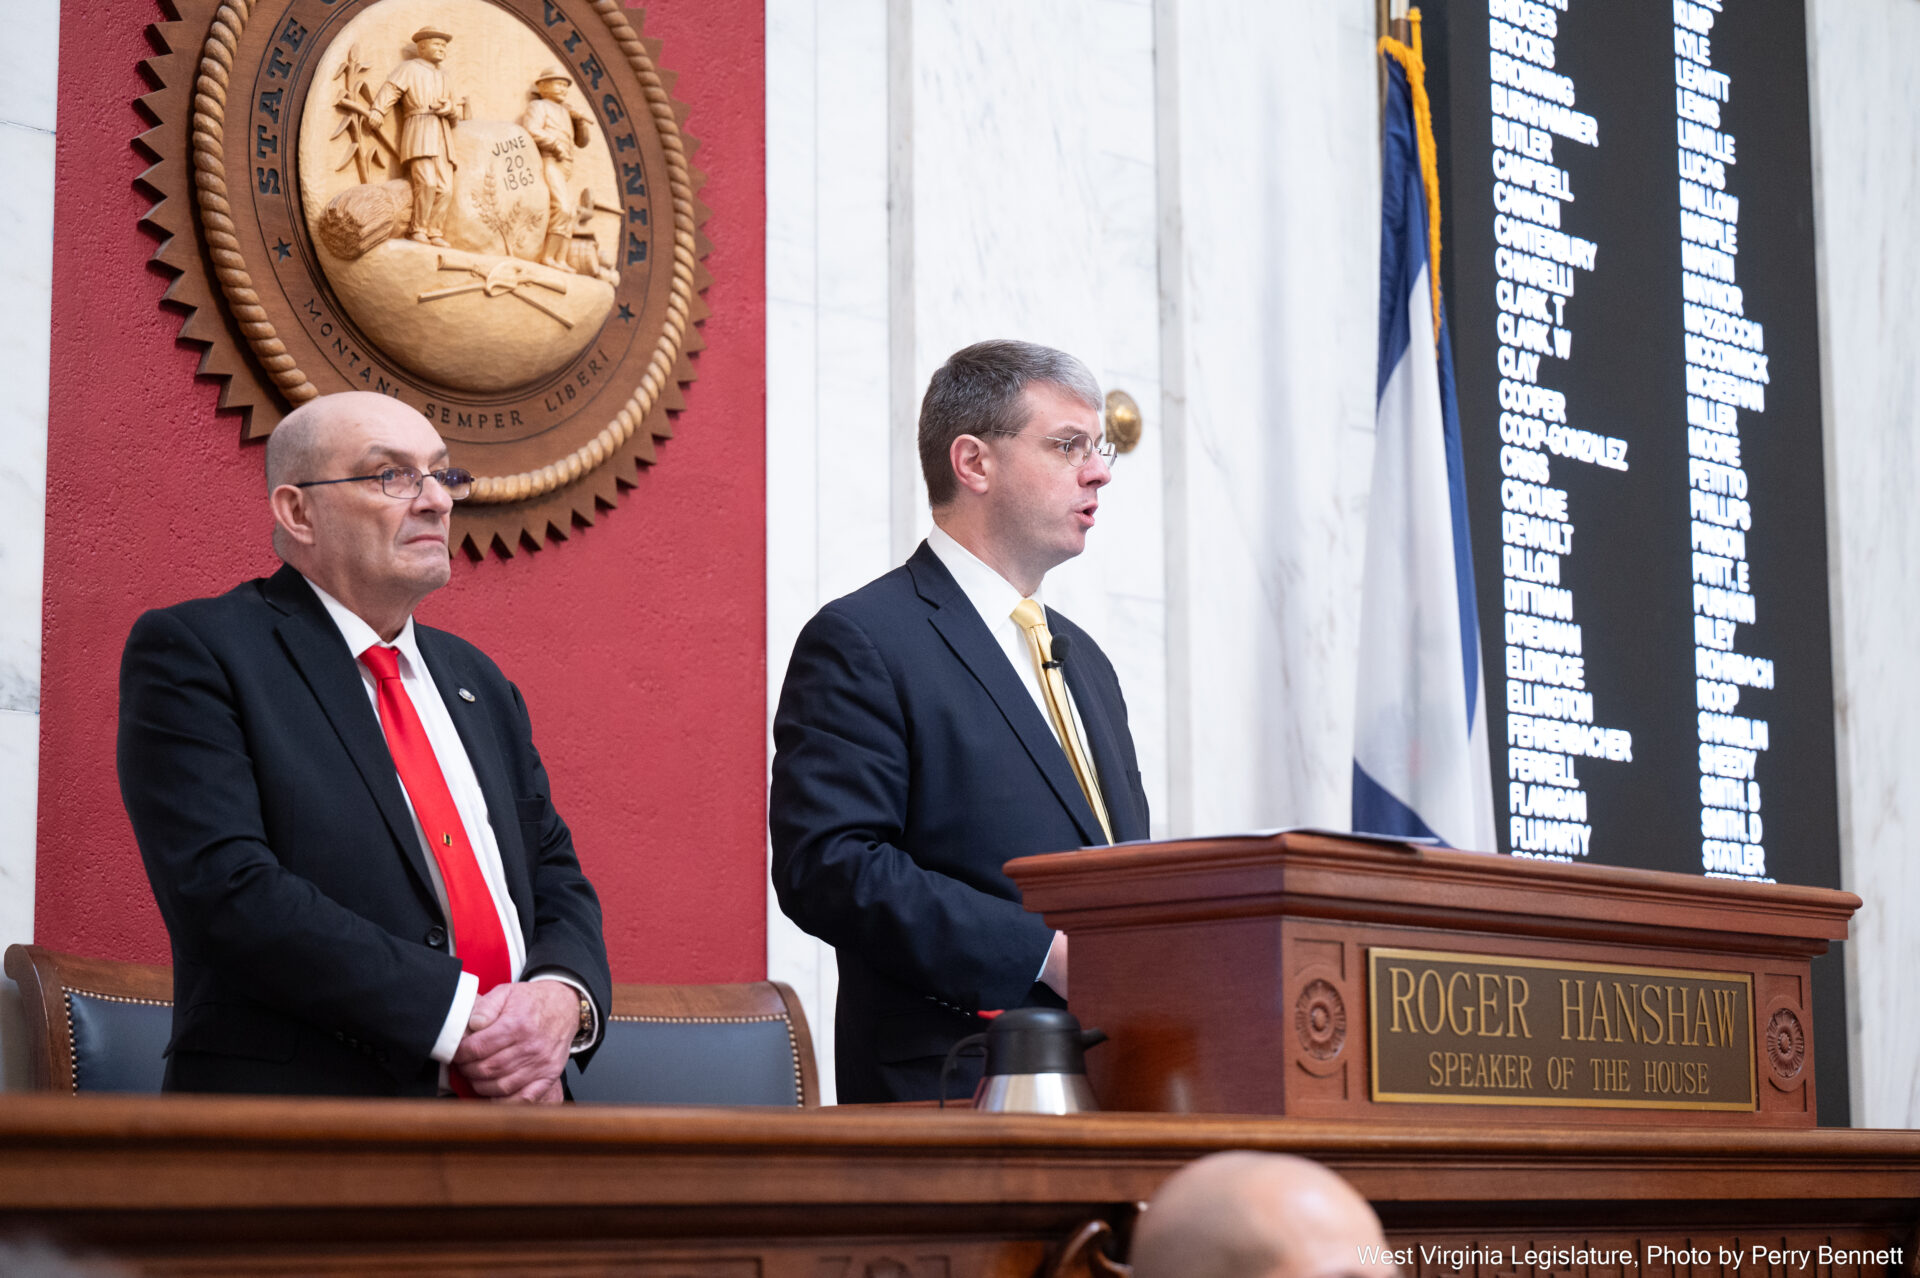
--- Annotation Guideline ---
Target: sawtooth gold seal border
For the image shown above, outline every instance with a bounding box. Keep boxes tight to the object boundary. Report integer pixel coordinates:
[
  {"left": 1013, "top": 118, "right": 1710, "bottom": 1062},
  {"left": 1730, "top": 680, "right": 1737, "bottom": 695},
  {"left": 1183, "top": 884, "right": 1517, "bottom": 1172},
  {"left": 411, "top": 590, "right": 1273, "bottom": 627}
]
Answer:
[{"left": 138, "top": 0, "right": 712, "bottom": 556}]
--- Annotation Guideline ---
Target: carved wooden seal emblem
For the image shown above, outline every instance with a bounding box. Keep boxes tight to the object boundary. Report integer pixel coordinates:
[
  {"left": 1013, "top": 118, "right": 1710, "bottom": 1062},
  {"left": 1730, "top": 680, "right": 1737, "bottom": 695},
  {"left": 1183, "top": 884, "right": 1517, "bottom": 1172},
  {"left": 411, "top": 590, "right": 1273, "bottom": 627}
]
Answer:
[
  {"left": 1294, "top": 978, "right": 1347, "bottom": 1061},
  {"left": 1765, "top": 1007, "right": 1805, "bottom": 1080},
  {"left": 138, "top": 0, "right": 711, "bottom": 555}
]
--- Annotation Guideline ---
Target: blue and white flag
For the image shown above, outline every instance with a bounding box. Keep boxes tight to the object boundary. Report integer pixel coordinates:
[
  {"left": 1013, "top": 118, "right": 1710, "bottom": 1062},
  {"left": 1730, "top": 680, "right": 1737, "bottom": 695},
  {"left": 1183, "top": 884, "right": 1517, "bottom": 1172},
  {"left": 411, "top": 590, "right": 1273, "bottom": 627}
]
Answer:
[{"left": 1352, "top": 51, "right": 1495, "bottom": 851}]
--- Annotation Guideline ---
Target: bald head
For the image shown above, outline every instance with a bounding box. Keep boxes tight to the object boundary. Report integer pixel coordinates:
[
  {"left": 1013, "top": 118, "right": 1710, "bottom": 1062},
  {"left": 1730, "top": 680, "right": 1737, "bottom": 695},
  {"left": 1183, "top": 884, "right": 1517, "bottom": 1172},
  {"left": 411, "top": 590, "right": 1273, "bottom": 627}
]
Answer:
[
  {"left": 267, "top": 390, "right": 442, "bottom": 488},
  {"left": 266, "top": 395, "right": 341, "bottom": 495},
  {"left": 264, "top": 392, "right": 456, "bottom": 640},
  {"left": 1130, "top": 1153, "right": 1396, "bottom": 1278}
]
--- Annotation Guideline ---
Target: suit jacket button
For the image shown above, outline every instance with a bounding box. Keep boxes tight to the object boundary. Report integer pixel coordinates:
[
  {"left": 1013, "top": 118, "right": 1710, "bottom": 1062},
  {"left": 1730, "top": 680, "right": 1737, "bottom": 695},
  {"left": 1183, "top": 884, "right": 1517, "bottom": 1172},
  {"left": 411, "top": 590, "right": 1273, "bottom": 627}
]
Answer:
[{"left": 425, "top": 926, "right": 447, "bottom": 949}]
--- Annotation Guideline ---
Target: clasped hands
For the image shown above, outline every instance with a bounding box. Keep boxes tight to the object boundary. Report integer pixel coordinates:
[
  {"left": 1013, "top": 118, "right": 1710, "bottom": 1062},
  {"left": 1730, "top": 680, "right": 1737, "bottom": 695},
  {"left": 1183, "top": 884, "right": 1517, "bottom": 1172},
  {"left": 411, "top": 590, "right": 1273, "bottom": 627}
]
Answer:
[{"left": 451, "top": 980, "right": 578, "bottom": 1103}]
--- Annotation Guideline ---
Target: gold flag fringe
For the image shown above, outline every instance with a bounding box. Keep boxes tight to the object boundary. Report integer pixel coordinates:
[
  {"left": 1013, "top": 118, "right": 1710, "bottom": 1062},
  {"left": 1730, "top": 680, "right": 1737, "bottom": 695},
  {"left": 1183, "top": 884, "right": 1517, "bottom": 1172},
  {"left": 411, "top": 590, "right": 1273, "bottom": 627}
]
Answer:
[{"left": 1380, "top": 8, "right": 1445, "bottom": 343}]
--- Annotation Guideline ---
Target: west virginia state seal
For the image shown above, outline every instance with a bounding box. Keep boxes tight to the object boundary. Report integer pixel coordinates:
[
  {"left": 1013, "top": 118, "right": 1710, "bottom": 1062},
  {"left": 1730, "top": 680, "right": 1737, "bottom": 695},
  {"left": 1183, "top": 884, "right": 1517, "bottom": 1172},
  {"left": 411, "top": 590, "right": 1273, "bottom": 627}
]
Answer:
[{"left": 139, "top": 0, "right": 712, "bottom": 555}]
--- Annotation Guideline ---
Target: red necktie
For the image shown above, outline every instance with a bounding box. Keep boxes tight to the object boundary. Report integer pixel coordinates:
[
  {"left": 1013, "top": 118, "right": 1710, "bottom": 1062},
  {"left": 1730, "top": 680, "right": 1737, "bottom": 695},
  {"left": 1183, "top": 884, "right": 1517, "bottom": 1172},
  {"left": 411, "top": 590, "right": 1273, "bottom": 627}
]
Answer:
[{"left": 361, "top": 645, "right": 511, "bottom": 1095}]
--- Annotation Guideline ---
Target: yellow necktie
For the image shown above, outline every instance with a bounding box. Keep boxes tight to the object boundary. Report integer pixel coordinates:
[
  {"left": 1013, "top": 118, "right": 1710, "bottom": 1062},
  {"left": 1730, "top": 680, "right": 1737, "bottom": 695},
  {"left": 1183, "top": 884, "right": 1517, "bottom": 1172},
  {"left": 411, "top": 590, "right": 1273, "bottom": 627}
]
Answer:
[{"left": 1011, "top": 599, "right": 1113, "bottom": 844}]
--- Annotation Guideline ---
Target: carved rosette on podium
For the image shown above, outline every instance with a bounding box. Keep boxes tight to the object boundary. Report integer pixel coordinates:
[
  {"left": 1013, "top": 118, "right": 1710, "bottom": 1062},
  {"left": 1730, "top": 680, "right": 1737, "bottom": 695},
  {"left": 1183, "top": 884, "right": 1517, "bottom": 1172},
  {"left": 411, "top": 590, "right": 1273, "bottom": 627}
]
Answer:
[
  {"left": 1007, "top": 832, "right": 1856, "bottom": 1125},
  {"left": 138, "top": 0, "right": 712, "bottom": 555}
]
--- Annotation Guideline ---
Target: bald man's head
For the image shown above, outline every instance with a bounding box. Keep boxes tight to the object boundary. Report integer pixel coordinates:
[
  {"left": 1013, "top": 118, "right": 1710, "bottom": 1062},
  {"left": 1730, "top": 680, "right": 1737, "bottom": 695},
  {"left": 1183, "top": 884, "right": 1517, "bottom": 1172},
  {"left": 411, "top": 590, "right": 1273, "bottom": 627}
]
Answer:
[
  {"left": 1130, "top": 1153, "right": 1397, "bottom": 1278},
  {"left": 266, "top": 399, "right": 324, "bottom": 493},
  {"left": 265, "top": 392, "right": 445, "bottom": 549},
  {"left": 264, "top": 392, "right": 457, "bottom": 638}
]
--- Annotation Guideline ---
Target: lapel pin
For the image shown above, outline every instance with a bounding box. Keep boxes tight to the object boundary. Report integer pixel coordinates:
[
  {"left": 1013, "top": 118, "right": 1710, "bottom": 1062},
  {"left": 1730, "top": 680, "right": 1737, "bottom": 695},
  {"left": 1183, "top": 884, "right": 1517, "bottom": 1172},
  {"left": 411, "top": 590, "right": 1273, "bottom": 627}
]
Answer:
[{"left": 458, "top": 688, "right": 476, "bottom": 702}]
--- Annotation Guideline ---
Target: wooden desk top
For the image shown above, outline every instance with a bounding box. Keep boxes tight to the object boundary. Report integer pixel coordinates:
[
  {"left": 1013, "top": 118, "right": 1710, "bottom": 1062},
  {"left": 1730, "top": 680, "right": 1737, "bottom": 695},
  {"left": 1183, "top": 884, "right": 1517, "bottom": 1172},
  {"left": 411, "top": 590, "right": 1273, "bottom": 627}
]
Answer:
[
  {"left": 2, "top": 1094, "right": 1916, "bottom": 1210},
  {"left": 3, "top": 1097, "right": 1914, "bottom": 1275}
]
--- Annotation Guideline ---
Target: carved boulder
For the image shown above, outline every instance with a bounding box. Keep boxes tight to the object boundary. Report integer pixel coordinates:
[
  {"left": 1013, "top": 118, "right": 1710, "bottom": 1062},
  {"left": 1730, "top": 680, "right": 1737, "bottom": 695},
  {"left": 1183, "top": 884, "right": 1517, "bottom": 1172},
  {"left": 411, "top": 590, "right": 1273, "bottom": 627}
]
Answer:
[{"left": 444, "top": 122, "right": 549, "bottom": 261}]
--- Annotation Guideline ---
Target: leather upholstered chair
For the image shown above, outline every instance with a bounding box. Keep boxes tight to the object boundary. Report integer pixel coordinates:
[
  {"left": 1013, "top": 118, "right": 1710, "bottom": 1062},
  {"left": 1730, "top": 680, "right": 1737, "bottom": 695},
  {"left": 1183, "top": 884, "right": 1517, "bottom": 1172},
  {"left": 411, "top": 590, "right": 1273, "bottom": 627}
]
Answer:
[
  {"left": 4, "top": 944, "right": 820, "bottom": 1105},
  {"left": 565, "top": 980, "right": 820, "bottom": 1106},
  {"left": 4, "top": 944, "right": 172, "bottom": 1094}
]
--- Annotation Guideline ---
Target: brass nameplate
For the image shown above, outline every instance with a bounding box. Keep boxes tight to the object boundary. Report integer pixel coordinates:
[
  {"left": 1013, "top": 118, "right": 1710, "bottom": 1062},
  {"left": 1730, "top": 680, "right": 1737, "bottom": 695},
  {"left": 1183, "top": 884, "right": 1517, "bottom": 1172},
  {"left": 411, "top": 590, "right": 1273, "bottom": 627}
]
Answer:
[{"left": 1367, "top": 947, "right": 1755, "bottom": 1110}]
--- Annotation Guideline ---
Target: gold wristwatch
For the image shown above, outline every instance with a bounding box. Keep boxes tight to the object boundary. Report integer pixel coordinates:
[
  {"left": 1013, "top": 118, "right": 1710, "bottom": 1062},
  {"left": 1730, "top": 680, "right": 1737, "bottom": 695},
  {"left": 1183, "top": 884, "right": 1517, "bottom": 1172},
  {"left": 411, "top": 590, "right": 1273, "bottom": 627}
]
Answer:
[{"left": 572, "top": 992, "right": 594, "bottom": 1049}]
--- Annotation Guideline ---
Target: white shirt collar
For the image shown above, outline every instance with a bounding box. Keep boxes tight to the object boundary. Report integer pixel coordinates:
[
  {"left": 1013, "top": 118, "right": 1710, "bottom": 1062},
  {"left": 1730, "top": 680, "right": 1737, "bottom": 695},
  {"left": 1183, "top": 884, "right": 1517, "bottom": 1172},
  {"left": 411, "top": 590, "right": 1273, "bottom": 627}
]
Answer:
[
  {"left": 926, "top": 523, "right": 1042, "bottom": 625},
  {"left": 301, "top": 573, "right": 425, "bottom": 674}
]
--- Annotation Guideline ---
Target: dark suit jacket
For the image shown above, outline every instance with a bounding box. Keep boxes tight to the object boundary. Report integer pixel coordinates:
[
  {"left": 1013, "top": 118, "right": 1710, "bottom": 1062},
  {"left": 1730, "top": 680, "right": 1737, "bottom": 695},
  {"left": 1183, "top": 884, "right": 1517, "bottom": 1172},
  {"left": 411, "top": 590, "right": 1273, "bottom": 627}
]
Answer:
[
  {"left": 770, "top": 541, "right": 1149, "bottom": 1102},
  {"left": 117, "top": 565, "right": 611, "bottom": 1096}
]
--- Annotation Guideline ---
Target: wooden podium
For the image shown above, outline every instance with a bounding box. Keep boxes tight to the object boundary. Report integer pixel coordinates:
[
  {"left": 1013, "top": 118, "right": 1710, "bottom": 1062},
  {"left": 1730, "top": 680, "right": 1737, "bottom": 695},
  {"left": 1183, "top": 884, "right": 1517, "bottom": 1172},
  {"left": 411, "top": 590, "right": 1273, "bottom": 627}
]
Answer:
[{"left": 1007, "top": 831, "right": 1857, "bottom": 1127}]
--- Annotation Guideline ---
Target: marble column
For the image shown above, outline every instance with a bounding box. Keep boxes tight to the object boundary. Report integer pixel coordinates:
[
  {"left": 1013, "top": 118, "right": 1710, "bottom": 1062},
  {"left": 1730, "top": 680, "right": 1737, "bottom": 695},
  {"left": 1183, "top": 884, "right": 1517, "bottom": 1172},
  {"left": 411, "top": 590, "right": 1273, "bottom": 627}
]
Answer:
[
  {"left": 0, "top": 3, "right": 58, "bottom": 1091},
  {"left": 1807, "top": 0, "right": 1920, "bottom": 1129},
  {"left": 1157, "top": 0, "right": 1382, "bottom": 836},
  {"left": 765, "top": 0, "right": 893, "bottom": 1106},
  {"left": 902, "top": 0, "right": 1166, "bottom": 823}
]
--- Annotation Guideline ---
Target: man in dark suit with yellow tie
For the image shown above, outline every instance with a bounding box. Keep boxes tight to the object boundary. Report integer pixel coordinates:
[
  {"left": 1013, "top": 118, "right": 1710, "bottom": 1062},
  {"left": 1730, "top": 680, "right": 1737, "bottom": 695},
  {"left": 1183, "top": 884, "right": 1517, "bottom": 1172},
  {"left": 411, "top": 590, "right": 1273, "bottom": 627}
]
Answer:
[
  {"left": 770, "top": 339, "right": 1151, "bottom": 1103},
  {"left": 118, "top": 392, "right": 609, "bottom": 1098}
]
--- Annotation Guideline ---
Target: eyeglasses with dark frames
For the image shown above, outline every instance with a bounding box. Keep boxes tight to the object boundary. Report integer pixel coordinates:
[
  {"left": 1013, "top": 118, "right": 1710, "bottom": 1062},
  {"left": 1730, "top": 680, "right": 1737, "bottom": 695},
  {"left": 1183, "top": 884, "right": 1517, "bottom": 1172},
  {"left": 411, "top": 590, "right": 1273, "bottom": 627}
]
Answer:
[
  {"left": 292, "top": 466, "right": 475, "bottom": 502},
  {"left": 979, "top": 430, "right": 1117, "bottom": 468}
]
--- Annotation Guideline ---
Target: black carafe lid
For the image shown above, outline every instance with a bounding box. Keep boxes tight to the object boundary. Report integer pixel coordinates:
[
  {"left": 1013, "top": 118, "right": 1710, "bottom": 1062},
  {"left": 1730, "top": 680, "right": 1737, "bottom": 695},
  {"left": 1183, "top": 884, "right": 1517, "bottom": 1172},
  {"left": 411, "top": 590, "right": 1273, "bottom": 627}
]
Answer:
[{"left": 981, "top": 1007, "right": 1107, "bottom": 1076}]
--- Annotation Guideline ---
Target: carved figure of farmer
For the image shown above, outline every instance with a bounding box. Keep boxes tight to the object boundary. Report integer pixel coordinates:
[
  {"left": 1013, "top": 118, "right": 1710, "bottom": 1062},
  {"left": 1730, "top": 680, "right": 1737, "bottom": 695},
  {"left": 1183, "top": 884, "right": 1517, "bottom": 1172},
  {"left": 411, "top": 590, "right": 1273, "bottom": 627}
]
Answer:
[{"left": 366, "top": 27, "right": 461, "bottom": 247}]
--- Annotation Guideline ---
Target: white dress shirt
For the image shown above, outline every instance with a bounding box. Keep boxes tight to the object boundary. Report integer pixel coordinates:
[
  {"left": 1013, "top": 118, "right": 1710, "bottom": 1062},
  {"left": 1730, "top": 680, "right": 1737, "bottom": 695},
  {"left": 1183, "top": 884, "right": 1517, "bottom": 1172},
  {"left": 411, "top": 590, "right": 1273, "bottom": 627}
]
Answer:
[
  {"left": 305, "top": 578, "right": 596, "bottom": 1069},
  {"left": 926, "top": 524, "right": 1085, "bottom": 750}
]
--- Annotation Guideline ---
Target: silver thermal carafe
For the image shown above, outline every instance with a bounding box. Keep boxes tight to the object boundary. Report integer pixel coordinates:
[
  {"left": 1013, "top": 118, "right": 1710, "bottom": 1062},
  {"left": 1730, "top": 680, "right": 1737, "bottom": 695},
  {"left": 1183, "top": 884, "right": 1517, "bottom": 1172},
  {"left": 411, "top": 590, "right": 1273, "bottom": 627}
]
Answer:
[{"left": 939, "top": 1007, "right": 1108, "bottom": 1114}]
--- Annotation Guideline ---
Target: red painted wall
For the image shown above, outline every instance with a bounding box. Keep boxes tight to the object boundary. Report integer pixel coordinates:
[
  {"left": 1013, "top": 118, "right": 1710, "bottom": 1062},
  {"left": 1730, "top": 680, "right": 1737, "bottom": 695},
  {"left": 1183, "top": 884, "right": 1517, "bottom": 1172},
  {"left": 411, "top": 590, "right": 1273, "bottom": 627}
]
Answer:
[{"left": 37, "top": 1, "right": 767, "bottom": 982}]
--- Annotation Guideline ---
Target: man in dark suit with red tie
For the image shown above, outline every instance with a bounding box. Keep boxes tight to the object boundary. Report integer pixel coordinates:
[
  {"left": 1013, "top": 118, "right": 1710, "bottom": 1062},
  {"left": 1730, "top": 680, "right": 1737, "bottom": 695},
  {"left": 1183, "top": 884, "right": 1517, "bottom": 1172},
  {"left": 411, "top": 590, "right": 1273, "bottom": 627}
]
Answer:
[
  {"left": 770, "top": 340, "right": 1151, "bottom": 1103},
  {"left": 118, "top": 392, "right": 610, "bottom": 1099}
]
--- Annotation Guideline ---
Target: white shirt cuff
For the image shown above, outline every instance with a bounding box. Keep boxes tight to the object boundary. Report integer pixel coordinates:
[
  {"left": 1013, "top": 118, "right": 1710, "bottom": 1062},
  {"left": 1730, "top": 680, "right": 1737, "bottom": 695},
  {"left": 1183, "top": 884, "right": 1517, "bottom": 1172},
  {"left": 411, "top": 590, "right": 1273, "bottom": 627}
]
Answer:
[
  {"left": 430, "top": 970, "right": 480, "bottom": 1064},
  {"left": 529, "top": 970, "right": 600, "bottom": 1052},
  {"left": 1038, "top": 930, "right": 1064, "bottom": 990}
]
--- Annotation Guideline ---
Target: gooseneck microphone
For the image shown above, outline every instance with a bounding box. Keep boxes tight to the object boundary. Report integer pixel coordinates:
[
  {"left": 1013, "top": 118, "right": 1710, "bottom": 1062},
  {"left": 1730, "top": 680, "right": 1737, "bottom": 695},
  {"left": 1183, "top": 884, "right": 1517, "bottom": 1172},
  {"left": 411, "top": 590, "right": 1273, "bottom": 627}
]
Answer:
[{"left": 1046, "top": 631, "right": 1103, "bottom": 797}]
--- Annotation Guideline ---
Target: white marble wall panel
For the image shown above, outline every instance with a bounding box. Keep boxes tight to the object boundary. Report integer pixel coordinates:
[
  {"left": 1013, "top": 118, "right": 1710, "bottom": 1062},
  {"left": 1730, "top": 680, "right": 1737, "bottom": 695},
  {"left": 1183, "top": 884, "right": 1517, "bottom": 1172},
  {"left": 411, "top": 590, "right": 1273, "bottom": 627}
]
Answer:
[
  {"left": 1807, "top": 0, "right": 1920, "bottom": 1129},
  {"left": 908, "top": 0, "right": 1167, "bottom": 829},
  {"left": 0, "top": 5, "right": 57, "bottom": 135},
  {"left": 0, "top": 710, "right": 38, "bottom": 1091},
  {"left": 1159, "top": 0, "right": 1380, "bottom": 836},
  {"left": 0, "top": 123, "right": 51, "bottom": 722},
  {"left": 765, "top": 0, "right": 893, "bottom": 1105},
  {"left": 0, "top": 4, "right": 57, "bottom": 1092}
]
